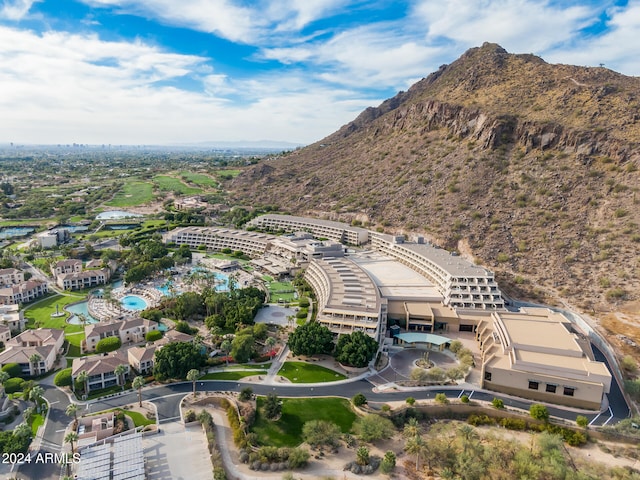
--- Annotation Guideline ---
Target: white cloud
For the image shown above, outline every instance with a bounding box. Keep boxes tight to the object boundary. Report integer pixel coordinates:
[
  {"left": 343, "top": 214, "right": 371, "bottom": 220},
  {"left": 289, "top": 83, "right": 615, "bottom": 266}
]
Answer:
[
  {"left": 0, "top": 26, "right": 371, "bottom": 144},
  {"left": 0, "top": 0, "right": 39, "bottom": 20},
  {"left": 543, "top": 3, "right": 640, "bottom": 75},
  {"left": 413, "top": 0, "right": 597, "bottom": 54}
]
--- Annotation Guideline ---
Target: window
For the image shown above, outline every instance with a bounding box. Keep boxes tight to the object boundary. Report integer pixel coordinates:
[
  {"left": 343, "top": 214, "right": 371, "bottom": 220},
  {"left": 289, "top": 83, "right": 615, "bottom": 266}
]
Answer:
[
  {"left": 546, "top": 384, "right": 557, "bottom": 393},
  {"left": 484, "top": 371, "right": 492, "bottom": 381},
  {"left": 563, "top": 387, "right": 575, "bottom": 397},
  {"left": 528, "top": 381, "right": 539, "bottom": 390}
]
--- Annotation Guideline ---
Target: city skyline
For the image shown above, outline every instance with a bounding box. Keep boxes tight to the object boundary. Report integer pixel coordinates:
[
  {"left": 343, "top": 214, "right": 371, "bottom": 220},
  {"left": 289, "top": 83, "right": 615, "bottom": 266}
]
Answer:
[{"left": 0, "top": 0, "right": 636, "bottom": 145}]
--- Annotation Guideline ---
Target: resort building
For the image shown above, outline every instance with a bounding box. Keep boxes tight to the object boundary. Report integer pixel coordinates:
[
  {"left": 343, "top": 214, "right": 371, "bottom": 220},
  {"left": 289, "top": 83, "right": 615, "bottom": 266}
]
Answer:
[
  {"left": 83, "top": 318, "right": 158, "bottom": 353},
  {"left": 0, "top": 268, "right": 24, "bottom": 286},
  {"left": 0, "top": 325, "right": 11, "bottom": 345},
  {"left": 127, "top": 345, "right": 157, "bottom": 375},
  {"left": 304, "top": 256, "right": 387, "bottom": 342},
  {"left": 0, "top": 304, "right": 26, "bottom": 332},
  {"left": 72, "top": 349, "right": 130, "bottom": 392},
  {"left": 53, "top": 259, "right": 82, "bottom": 276},
  {"left": 162, "top": 226, "right": 275, "bottom": 257},
  {"left": 52, "top": 259, "right": 115, "bottom": 291},
  {"left": 36, "top": 228, "right": 70, "bottom": 248},
  {"left": 247, "top": 214, "right": 370, "bottom": 246},
  {"left": 371, "top": 233, "right": 504, "bottom": 310},
  {"left": 476, "top": 308, "right": 611, "bottom": 410},
  {"left": 0, "top": 280, "right": 48, "bottom": 306},
  {"left": 0, "top": 328, "right": 64, "bottom": 376}
]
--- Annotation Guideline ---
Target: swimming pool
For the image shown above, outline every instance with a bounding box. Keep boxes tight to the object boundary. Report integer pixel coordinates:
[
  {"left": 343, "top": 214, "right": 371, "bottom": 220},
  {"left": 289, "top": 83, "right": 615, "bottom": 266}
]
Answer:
[
  {"left": 0, "top": 227, "right": 35, "bottom": 239},
  {"left": 121, "top": 295, "right": 148, "bottom": 311},
  {"left": 96, "top": 210, "right": 143, "bottom": 220},
  {"left": 66, "top": 302, "right": 99, "bottom": 324}
]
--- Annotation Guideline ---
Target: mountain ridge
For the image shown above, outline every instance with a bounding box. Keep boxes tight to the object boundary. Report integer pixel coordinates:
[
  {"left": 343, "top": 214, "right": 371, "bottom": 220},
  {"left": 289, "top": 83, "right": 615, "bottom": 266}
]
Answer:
[{"left": 230, "top": 43, "right": 640, "bottom": 353}]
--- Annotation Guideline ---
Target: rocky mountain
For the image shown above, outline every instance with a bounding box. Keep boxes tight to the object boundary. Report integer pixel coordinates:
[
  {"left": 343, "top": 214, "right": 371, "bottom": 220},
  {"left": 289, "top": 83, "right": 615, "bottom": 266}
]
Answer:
[{"left": 230, "top": 43, "right": 640, "bottom": 353}]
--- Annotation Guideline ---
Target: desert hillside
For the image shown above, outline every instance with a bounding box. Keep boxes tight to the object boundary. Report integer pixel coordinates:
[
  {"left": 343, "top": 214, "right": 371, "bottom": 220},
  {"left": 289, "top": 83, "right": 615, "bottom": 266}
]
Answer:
[{"left": 230, "top": 43, "right": 640, "bottom": 354}]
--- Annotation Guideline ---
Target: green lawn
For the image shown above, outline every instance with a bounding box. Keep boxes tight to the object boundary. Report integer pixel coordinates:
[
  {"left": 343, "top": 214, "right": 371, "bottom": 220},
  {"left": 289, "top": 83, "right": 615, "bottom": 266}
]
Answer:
[
  {"left": 216, "top": 169, "right": 242, "bottom": 178},
  {"left": 105, "top": 180, "right": 154, "bottom": 207},
  {"left": 154, "top": 175, "right": 202, "bottom": 195},
  {"left": 206, "top": 253, "right": 250, "bottom": 265},
  {"left": 179, "top": 171, "right": 219, "bottom": 187},
  {"left": 266, "top": 280, "right": 297, "bottom": 303},
  {"left": 199, "top": 371, "right": 264, "bottom": 380},
  {"left": 277, "top": 361, "right": 346, "bottom": 383},
  {"left": 29, "top": 413, "right": 44, "bottom": 436},
  {"left": 121, "top": 409, "right": 155, "bottom": 427},
  {"left": 24, "top": 294, "right": 86, "bottom": 330},
  {"left": 252, "top": 397, "right": 355, "bottom": 447}
]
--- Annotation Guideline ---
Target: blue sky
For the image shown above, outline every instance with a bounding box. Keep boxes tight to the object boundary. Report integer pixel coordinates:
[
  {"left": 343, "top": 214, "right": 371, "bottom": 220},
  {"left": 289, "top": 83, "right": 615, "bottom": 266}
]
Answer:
[{"left": 0, "top": 0, "right": 636, "bottom": 145}]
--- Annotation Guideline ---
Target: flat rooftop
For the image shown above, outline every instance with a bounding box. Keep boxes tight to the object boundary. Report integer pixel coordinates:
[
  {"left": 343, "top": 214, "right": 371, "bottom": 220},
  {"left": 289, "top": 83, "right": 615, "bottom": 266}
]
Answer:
[
  {"left": 315, "top": 257, "right": 381, "bottom": 314},
  {"left": 349, "top": 253, "right": 443, "bottom": 301}
]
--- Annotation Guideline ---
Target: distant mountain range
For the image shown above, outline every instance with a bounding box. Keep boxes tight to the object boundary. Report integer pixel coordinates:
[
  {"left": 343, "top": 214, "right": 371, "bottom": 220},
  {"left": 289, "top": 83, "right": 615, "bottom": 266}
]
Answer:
[{"left": 231, "top": 43, "right": 640, "bottom": 331}]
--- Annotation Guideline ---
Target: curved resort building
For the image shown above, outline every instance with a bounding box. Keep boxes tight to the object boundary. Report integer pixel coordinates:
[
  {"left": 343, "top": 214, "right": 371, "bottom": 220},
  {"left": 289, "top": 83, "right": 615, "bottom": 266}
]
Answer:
[
  {"left": 305, "top": 257, "right": 387, "bottom": 342},
  {"left": 247, "top": 214, "right": 369, "bottom": 246},
  {"left": 162, "top": 227, "right": 276, "bottom": 257}
]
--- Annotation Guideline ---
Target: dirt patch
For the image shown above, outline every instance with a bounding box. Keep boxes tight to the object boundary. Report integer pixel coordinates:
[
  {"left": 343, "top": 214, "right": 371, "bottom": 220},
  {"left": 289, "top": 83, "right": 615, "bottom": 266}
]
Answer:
[{"left": 599, "top": 302, "right": 640, "bottom": 357}]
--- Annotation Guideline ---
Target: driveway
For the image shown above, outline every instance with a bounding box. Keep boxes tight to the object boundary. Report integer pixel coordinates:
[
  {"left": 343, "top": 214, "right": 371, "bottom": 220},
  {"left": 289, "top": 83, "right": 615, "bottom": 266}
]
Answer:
[{"left": 144, "top": 421, "right": 211, "bottom": 480}]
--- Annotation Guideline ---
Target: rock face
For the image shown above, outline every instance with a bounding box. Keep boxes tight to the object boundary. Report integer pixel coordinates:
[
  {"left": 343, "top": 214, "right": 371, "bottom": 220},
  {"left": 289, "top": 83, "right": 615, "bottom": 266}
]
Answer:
[{"left": 231, "top": 43, "right": 640, "bottom": 317}]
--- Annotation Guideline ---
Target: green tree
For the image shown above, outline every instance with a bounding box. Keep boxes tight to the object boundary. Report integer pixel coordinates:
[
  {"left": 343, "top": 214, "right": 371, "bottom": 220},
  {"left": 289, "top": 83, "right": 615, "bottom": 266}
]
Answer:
[
  {"left": 334, "top": 331, "right": 378, "bottom": 368},
  {"left": 529, "top": 404, "right": 550, "bottom": 423},
  {"left": 405, "top": 435, "right": 425, "bottom": 470},
  {"left": 187, "top": 368, "right": 200, "bottom": 395},
  {"left": 95, "top": 336, "right": 122, "bottom": 353},
  {"left": 356, "top": 446, "right": 370, "bottom": 465},
  {"left": 0, "top": 371, "right": 9, "bottom": 394},
  {"left": 576, "top": 415, "right": 588, "bottom": 428},
  {"left": 65, "top": 403, "right": 78, "bottom": 422},
  {"left": 264, "top": 393, "right": 281, "bottom": 420},
  {"left": 64, "top": 432, "right": 79, "bottom": 454},
  {"left": 133, "top": 376, "right": 145, "bottom": 407},
  {"left": 153, "top": 341, "right": 204, "bottom": 380},
  {"left": 1, "top": 363, "right": 21, "bottom": 378},
  {"left": 403, "top": 417, "right": 422, "bottom": 439},
  {"left": 287, "top": 321, "right": 334, "bottom": 357},
  {"left": 145, "top": 330, "right": 163, "bottom": 342},
  {"left": 114, "top": 364, "right": 127, "bottom": 391},
  {"left": 352, "top": 393, "right": 367, "bottom": 407},
  {"left": 54, "top": 368, "right": 73, "bottom": 387},
  {"left": 29, "top": 385, "right": 44, "bottom": 413},
  {"left": 29, "top": 353, "right": 42, "bottom": 376},
  {"left": 76, "top": 370, "right": 89, "bottom": 396},
  {"left": 302, "top": 420, "right": 341, "bottom": 449},
  {"left": 230, "top": 334, "right": 255, "bottom": 364},
  {"left": 220, "top": 339, "right": 232, "bottom": 365},
  {"left": 238, "top": 387, "right": 253, "bottom": 401},
  {"left": 380, "top": 450, "right": 396, "bottom": 474},
  {"left": 353, "top": 414, "right": 395, "bottom": 443}
]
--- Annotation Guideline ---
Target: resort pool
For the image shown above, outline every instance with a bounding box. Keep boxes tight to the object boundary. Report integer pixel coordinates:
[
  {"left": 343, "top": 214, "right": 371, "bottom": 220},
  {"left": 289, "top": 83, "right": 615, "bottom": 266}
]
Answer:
[
  {"left": 66, "top": 302, "right": 99, "bottom": 324},
  {"left": 121, "top": 295, "right": 148, "bottom": 311},
  {"left": 0, "top": 227, "right": 35, "bottom": 239}
]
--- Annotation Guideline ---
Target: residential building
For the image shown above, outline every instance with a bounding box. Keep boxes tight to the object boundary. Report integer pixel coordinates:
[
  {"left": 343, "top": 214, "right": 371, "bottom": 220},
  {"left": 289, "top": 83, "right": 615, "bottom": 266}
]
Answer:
[
  {"left": 52, "top": 259, "right": 82, "bottom": 277},
  {"left": 83, "top": 318, "right": 158, "bottom": 353},
  {"left": 0, "top": 304, "right": 26, "bottom": 332},
  {"left": 72, "top": 349, "right": 130, "bottom": 392},
  {"left": 0, "top": 328, "right": 64, "bottom": 376},
  {"left": 0, "top": 268, "right": 24, "bottom": 286},
  {"left": 127, "top": 345, "right": 157, "bottom": 375},
  {"left": 0, "top": 280, "right": 48, "bottom": 306}
]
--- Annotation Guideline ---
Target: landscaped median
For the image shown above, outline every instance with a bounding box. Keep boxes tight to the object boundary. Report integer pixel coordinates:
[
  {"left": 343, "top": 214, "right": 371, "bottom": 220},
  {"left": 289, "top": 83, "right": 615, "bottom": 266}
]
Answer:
[{"left": 277, "top": 361, "right": 347, "bottom": 383}]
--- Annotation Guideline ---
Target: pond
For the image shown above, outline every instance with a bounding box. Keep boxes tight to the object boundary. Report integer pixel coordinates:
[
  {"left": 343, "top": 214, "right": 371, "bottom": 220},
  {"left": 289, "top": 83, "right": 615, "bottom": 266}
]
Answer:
[
  {"left": 95, "top": 211, "right": 143, "bottom": 220},
  {"left": 66, "top": 302, "right": 99, "bottom": 325}
]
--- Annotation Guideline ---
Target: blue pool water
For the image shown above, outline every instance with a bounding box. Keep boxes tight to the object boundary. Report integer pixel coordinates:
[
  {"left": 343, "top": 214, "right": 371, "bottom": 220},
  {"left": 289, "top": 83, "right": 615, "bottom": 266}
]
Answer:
[
  {"left": 0, "top": 227, "right": 35, "bottom": 239},
  {"left": 121, "top": 295, "right": 148, "bottom": 311},
  {"left": 66, "top": 302, "right": 99, "bottom": 324}
]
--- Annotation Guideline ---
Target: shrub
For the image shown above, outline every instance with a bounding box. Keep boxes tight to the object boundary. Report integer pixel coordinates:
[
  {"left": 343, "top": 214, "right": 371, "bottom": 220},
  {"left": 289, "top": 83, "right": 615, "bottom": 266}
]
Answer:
[
  {"left": 352, "top": 393, "right": 367, "bottom": 407},
  {"left": 530, "top": 404, "right": 549, "bottom": 423},
  {"left": 576, "top": 415, "right": 589, "bottom": 428},
  {"left": 2, "top": 363, "right": 22, "bottom": 378},
  {"left": 54, "top": 368, "right": 73, "bottom": 387},
  {"left": 405, "top": 397, "right": 416, "bottom": 406},
  {"left": 95, "top": 336, "right": 122, "bottom": 353},
  {"left": 4, "top": 377, "right": 24, "bottom": 394},
  {"left": 460, "top": 394, "right": 469, "bottom": 403},
  {"left": 184, "top": 410, "right": 196, "bottom": 422},
  {"left": 500, "top": 417, "right": 526, "bottom": 430},
  {"left": 145, "top": 330, "right": 163, "bottom": 342},
  {"left": 492, "top": 398, "right": 504, "bottom": 409},
  {"left": 238, "top": 387, "right": 253, "bottom": 402},
  {"left": 298, "top": 297, "right": 310, "bottom": 308},
  {"left": 435, "top": 393, "right": 449, "bottom": 404},
  {"left": 448, "top": 340, "right": 463, "bottom": 354}
]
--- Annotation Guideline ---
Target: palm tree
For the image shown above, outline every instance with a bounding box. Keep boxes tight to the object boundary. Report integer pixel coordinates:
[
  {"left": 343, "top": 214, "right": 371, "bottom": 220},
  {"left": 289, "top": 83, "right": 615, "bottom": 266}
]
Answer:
[
  {"left": 76, "top": 370, "right": 89, "bottom": 397},
  {"left": 405, "top": 435, "right": 425, "bottom": 470},
  {"left": 114, "top": 364, "right": 127, "bottom": 391},
  {"left": 64, "top": 432, "right": 79, "bottom": 454},
  {"left": 132, "top": 376, "right": 145, "bottom": 407},
  {"left": 29, "top": 353, "right": 42, "bottom": 376},
  {"left": 22, "top": 406, "right": 34, "bottom": 423},
  {"left": 220, "top": 339, "right": 231, "bottom": 365},
  {"left": 403, "top": 417, "right": 422, "bottom": 439},
  {"left": 29, "top": 385, "right": 45, "bottom": 413},
  {"left": 265, "top": 337, "right": 277, "bottom": 358},
  {"left": 186, "top": 369, "right": 199, "bottom": 395},
  {"left": 65, "top": 403, "right": 78, "bottom": 422}
]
